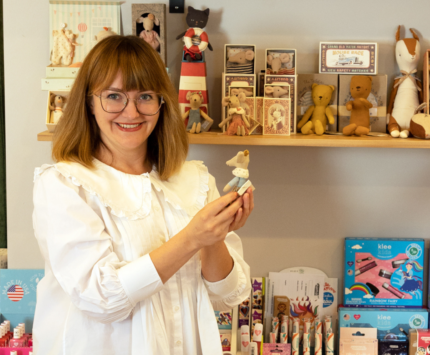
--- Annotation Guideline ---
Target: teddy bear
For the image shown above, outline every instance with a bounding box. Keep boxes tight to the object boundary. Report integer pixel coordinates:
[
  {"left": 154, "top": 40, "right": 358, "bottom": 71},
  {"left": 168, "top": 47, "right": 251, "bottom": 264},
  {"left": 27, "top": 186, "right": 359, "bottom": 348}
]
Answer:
[
  {"left": 95, "top": 27, "right": 117, "bottom": 43},
  {"left": 51, "top": 29, "right": 79, "bottom": 66},
  {"left": 343, "top": 76, "right": 373, "bottom": 136},
  {"left": 137, "top": 14, "right": 160, "bottom": 51},
  {"left": 181, "top": 91, "right": 213, "bottom": 133},
  {"left": 219, "top": 96, "right": 250, "bottom": 136},
  {"left": 50, "top": 94, "right": 66, "bottom": 124},
  {"left": 297, "top": 84, "right": 335, "bottom": 135}
]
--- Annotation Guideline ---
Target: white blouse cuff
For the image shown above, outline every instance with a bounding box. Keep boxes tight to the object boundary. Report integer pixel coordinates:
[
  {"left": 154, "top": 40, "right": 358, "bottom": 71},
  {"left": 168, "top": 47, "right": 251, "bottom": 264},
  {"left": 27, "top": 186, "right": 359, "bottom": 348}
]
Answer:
[
  {"left": 203, "top": 258, "right": 239, "bottom": 297},
  {"left": 117, "top": 254, "right": 163, "bottom": 306}
]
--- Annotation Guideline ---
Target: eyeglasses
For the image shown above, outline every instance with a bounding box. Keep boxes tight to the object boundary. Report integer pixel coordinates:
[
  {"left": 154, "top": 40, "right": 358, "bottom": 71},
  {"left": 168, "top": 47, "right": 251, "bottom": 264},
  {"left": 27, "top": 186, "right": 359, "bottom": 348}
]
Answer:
[{"left": 94, "top": 89, "right": 164, "bottom": 116}]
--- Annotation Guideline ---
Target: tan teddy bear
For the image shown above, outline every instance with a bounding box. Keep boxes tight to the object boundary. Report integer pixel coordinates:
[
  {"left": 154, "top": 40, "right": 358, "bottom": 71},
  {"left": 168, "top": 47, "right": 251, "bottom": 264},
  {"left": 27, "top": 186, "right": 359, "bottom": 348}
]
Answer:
[
  {"left": 343, "top": 76, "right": 373, "bottom": 136},
  {"left": 297, "top": 84, "right": 335, "bottom": 135},
  {"left": 51, "top": 29, "right": 79, "bottom": 66},
  {"left": 182, "top": 91, "right": 213, "bottom": 134}
]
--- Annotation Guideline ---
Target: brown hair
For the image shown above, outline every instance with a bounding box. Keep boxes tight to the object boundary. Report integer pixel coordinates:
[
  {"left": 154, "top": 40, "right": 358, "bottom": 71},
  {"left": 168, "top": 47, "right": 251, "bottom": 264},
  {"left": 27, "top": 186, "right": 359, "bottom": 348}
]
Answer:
[{"left": 52, "top": 35, "right": 188, "bottom": 180}]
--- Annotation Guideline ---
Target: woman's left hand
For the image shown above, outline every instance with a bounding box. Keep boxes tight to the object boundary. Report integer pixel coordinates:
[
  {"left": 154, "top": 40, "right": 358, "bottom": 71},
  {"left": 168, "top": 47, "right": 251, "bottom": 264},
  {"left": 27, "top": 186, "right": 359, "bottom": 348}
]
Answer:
[{"left": 228, "top": 188, "right": 254, "bottom": 232}]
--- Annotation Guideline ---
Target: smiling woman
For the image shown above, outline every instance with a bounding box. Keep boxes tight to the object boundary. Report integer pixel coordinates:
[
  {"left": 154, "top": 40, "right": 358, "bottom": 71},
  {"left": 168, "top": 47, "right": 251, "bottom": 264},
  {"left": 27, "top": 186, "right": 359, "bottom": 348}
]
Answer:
[{"left": 32, "top": 35, "right": 253, "bottom": 355}]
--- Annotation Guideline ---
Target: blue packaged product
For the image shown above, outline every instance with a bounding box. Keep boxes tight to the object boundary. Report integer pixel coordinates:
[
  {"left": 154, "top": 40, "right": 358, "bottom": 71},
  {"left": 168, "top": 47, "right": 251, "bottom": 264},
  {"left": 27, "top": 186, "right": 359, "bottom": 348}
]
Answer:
[
  {"left": 344, "top": 238, "right": 425, "bottom": 307},
  {"left": 339, "top": 307, "right": 428, "bottom": 341}
]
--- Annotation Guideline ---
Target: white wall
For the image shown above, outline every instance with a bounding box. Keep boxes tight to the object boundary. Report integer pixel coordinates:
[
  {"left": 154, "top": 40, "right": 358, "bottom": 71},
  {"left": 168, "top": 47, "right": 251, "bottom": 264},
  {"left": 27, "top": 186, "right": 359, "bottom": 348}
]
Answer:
[{"left": 4, "top": 0, "right": 430, "bottom": 302}]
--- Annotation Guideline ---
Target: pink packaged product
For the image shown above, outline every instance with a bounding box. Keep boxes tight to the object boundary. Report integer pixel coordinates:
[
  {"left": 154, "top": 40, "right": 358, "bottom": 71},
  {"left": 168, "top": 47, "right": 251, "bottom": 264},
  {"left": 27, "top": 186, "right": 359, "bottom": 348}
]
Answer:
[
  {"left": 339, "top": 327, "right": 378, "bottom": 355},
  {"left": 263, "top": 343, "right": 291, "bottom": 355}
]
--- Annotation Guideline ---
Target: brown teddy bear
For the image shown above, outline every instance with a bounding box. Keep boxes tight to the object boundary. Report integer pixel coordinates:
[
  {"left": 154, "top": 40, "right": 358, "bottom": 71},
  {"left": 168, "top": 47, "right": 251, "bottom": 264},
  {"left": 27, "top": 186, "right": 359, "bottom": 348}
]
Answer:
[
  {"left": 182, "top": 91, "right": 213, "bottom": 134},
  {"left": 297, "top": 84, "right": 335, "bottom": 135},
  {"left": 343, "top": 76, "right": 373, "bottom": 136}
]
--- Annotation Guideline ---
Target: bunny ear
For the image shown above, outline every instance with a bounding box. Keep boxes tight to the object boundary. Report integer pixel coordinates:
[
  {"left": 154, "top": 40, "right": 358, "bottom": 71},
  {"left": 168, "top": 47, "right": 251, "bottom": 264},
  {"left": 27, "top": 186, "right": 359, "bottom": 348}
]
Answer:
[
  {"left": 410, "top": 28, "right": 419, "bottom": 41},
  {"left": 396, "top": 25, "right": 401, "bottom": 42},
  {"left": 265, "top": 86, "right": 274, "bottom": 94},
  {"left": 154, "top": 17, "right": 160, "bottom": 26},
  {"left": 222, "top": 97, "right": 230, "bottom": 106},
  {"left": 245, "top": 50, "right": 255, "bottom": 61}
]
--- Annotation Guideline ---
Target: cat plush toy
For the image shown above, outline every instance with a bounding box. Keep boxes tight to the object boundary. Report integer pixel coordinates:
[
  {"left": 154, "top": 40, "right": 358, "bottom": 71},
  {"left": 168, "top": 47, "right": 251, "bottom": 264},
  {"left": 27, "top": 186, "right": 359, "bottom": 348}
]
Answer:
[{"left": 176, "top": 6, "right": 213, "bottom": 62}]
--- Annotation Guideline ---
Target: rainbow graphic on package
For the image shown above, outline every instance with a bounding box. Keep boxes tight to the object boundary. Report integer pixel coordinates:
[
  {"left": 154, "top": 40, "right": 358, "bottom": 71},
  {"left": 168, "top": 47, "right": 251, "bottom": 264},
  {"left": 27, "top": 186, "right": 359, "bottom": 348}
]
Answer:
[{"left": 344, "top": 238, "right": 424, "bottom": 307}]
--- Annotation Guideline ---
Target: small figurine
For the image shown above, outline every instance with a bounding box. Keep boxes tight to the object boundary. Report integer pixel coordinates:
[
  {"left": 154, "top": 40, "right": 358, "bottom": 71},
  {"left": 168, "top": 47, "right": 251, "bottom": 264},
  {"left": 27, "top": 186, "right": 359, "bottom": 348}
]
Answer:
[
  {"left": 219, "top": 95, "right": 251, "bottom": 136},
  {"left": 343, "top": 76, "right": 373, "bottom": 136},
  {"left": 271, "top": 108, "right": 284, "bottom": 130},
  {"left": 387, "top": 26, "right": 423, "bottom": 138},
  {"left": 223, "top": 150, "right": 255, "bottom": 196},
  {"left": 50, "top": 94, "right": 65, "bottom": 124},
  {"left": 231, "top": 88, "right": 253, "bottom": 115},
  {"left": 267, "top": 53, "right": 290, "bottom": 74},
  {"left": 176, "top": 6, "right": 213, "bottom": 62},
  {"left": 137, "top": 14, "right": 160, "bottom": 51},
  {"left": 94, "top": 27, "right": 117, "bottom": 43},
  {"left": 182, "top": 91, "right": 213, "bottom": 133},
  {"left": 297, "top": 83, "right": 335, "bottom": 135}
]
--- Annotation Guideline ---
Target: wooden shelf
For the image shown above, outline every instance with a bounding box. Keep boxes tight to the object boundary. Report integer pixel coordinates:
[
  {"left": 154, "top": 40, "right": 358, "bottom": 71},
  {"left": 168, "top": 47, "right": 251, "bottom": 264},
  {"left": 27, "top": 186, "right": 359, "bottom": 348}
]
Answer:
[{"left": 37, "top": 130, "right": 430, "bottom": 149}]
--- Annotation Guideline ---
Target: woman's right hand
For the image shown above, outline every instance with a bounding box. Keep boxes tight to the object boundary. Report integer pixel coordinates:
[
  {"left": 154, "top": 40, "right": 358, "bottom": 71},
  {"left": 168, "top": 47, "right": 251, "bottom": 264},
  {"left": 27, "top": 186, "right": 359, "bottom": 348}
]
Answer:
[{"left": 183, "top": 192, "right": 243, "bottom": 250}]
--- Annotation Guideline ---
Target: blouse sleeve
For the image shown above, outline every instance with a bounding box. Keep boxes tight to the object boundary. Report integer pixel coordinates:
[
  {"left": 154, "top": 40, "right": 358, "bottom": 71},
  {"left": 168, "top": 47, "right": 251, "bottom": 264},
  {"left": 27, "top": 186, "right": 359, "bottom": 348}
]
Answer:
[
  {"left": 33, "top": 168, "right": 164, "bottom": 324},
  {"left": 202, "top": 174, "right": 252, "bottom": 311}
]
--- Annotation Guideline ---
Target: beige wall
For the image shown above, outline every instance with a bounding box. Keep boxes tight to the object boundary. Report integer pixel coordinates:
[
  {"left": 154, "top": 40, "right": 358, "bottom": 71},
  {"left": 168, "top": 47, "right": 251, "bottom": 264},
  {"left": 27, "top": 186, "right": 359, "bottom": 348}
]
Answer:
[{"left": 4, "top": 0, "right": 430, "bottom": 302}]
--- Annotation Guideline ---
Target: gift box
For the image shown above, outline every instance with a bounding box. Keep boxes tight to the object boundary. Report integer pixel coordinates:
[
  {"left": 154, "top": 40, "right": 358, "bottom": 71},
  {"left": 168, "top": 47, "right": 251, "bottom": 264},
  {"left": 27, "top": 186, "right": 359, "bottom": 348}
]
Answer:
[
  {"left": 297, "top": 74, "right": 338, "bottom": 132},
  {"left": 338, "top": 75, "right": 387, "bottom": 133},
  {"left": 41, "top": 78, "right": 74, "bottom": 91},
  {"left": 47, "top": 1, "right": 122, "bottom": 78},
  {"left": 46, "top": 91, "right": 70, "bottom": 133}
]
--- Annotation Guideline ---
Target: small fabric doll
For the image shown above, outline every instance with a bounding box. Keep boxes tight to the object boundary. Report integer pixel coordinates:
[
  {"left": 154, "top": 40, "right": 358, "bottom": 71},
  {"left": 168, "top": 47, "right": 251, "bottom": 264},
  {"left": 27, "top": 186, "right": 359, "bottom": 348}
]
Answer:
[
  {"left": 137, "top": 14, "right": 160, "bottom": 51},
  {"left": 219, "top": 96, "right": 250, "bottom": 136},
  {"left": 223, "top": 150, "right": 254, "bottom": 195}
]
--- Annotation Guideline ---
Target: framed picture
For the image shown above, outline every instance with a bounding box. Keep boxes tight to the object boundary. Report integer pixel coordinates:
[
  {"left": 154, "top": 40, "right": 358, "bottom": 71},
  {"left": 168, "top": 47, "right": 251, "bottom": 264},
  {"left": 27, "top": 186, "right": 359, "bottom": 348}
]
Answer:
[
  {"left": 225, "top": 44, "right": 256, "bottom": 75},
  {"left": 263, "top": 98, "right": 291, "bottom": 136},
  {"left": 132, "top": 4, "right": 167, "bottom": 64},
  {"left": 265, "top": 48, "right": 296, "bottom": 75}
]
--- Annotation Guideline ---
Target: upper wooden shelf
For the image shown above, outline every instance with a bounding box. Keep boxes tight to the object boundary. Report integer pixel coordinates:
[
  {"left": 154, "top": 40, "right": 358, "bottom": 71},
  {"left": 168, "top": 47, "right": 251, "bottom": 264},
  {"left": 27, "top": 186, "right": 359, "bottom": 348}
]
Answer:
[{"left": 37, "top": 130, "right": 430, "bottom": 149}]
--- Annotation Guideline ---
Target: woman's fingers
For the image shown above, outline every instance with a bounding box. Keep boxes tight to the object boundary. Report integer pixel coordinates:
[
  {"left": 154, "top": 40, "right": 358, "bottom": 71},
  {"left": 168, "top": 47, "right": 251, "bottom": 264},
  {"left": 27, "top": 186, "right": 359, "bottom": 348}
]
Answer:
[
  {"left": 206, "top": 192, "right": 238, "bottom": 216},
  {"left": 216, "top": 195, "right": 243, "bottom": 223}
]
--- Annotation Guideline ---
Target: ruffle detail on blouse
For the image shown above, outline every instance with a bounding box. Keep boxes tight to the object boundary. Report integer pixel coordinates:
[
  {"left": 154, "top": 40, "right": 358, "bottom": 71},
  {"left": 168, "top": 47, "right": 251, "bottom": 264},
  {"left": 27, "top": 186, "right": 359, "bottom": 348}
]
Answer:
[{"left": 34, "top": 160, "right": 210, "bottom": 220}]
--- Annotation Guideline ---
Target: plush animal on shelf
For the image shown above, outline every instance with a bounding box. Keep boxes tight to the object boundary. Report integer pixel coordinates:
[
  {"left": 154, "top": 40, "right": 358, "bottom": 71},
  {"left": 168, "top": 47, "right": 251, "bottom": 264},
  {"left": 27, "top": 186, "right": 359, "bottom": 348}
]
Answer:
[
  {"left": 223, "top": 150, "right": 255, "bottom": 196},
  {"left": 50, "top": 94, "right": 66, "bottom": 124},
  {"left": 230, "top": 89, "right": 253, "bottom": 115},
  {"left": 176, "top": 7, "right": 213, "bottom": 62},
  {"left": 219, "top": 96, "right": 250, "bottom": 136},
  {"left": 264, "top": 86, "right": 289, "bottom": 99},
  {"left": 95, "top": 27, "right": 117, "bottom": 43},
  {"left": 267, "top": 53, "right": 291, "bottom": 74},
  {"left": 297, "top": 84, "right": 335, "bottom": 135},
  {"left": 343, "top": 76, "right": 373, "bottom": 136},
  {"left": 137, "top": 14, "right": 160, "bottom": 51},
  {"left": 51, "top": 27, "right": 80, "bottom": 66},
  {"left": 410, "top": 103, "right": 430, "bottom": 138},
  {"left": 228, "top": 51, "right": 255, "bottom": 65},
  {"left": 387, "top": 26, "right": 423, "bottom": 138},
  {"left": 182, "top": 91, "right": 213, "bottom": 134}
]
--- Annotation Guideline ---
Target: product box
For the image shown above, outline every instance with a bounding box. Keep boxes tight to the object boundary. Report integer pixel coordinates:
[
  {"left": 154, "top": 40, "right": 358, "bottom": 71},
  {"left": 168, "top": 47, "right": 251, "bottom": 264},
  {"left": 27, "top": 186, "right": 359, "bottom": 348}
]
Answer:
[
  {"left": 339, "top": 327, "right": 378, "bottom": 355},
  {"left": 265, "top": 48, "right": 296, "bottom": 75},
  {"left": 220, "top": 333, "right": 232, "bottom": 351},
  {"left": 297, "top": 74, "right": 338, "bottom": 131},
  {"left": 46, "top": 91, "right": 70, "bottom": 133},
  {"left": 263, "top": 343, "right": 291, "bottom": 354},
  {"left": 320, "top": 42, "right": 378, "bottom": 75},
  {"left": 344, "top": 238, "right": 425, "bottom": 307},
  {"left": 0, "top": 269, "right": 45, "bottom": 330},
  {"left": 41, "top": 78, "right": 74, "bottom": 91},
  {"left": 132, "top": 4, "right": 166, "bottom": 64},
  {"left": 379, "top": 340, "right": 408, "bottom": 355},
  {"left": 409, "top": 329, "right": 430, "bottom": 355},
  {"left": 339, "top": 307, "right": 428, "bottom": 341},
  {"left": 215, "top": 311, "right": 232, "bottom": 330},
  {"left": 338, "top": 75, "right": 387, "bottom": 133},
  {"left": 265, "top": 75, "right": 297, "bottom": 133},
  {"left": 48, "top": 1, "right": 122, "bottom": 77}
]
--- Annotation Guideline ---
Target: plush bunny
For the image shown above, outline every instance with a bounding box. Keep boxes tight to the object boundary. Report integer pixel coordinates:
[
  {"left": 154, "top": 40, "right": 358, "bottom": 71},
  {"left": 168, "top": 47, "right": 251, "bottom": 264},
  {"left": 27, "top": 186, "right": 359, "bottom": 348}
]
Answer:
[
  {"left": 219, "top": 96, "right": 250, "bottom": 136},
  {"left": 50, "top": 94, "right": 66, "bottom": 124},
  {"left": 265, "top": 86, "right": 289, "bottom": 99},
  {"left": 137, "top": 14, "right": 160, "bottom": 51},
  {"left": 387, "top": 26, "right": 423, "bottom": 138},
  {"left": 267, "top": 53, "right": 291, "bottom": 74},
  {"left": 181, "top": 91, "right": 213, "bottom": 134}
]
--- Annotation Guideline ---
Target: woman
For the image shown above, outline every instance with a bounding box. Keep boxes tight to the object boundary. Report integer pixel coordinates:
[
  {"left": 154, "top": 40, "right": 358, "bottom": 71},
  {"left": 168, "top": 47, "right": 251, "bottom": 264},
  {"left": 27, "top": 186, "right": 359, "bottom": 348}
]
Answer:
[{"left": 33, "top": 36, "right": 253, "bottom": 355}]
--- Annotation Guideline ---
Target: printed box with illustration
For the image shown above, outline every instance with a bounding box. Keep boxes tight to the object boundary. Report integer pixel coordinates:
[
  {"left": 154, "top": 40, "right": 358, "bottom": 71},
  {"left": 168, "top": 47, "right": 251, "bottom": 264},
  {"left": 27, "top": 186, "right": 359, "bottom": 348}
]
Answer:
[
  {"left": 344, "top": 238, "right": 425, "bottom": 308},
  {"left": 339, "top": 307, "right": 428, "bottom": 341}
]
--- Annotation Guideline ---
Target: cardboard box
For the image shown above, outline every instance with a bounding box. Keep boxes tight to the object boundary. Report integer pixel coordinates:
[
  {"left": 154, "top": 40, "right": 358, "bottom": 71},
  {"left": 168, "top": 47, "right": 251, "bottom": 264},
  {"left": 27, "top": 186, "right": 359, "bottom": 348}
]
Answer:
[
  {"left": 320, "top": 42, "right": 378, "bottom": 75},
  {"left": 41, "top": 78, "right": 74, "bottom": 91},
  {"left": 338, "top": 74, "right": 387, "bottom": 133},
  {"left": 339, "top": 307, "right": 428, "bottom": 341},
  {"left": 47, "top": 1, "right": 122, "bottom": 78},
  {"left": 46, "top": 91, "right": 70, "bottom": 133},
  {"left": 132, "top": 4, "right": 167, "bottom": 64},
  {"left": 0, "top": 269, "right": 45, "bottom": 329},
  {"left": 344, "top": 237, "right": 425, "bottom": 308},
  {"left": 297, "top": 74, "right": 338, "bottom": 131},
  {"left": 265, "top": 75, "right": 297, "bottom": 133},
  {"left": 339, "top": 327, "right": 378, "bottom": 355},
  {"left": 265, "top": 48, "right": 296, "bottom": 76},
  {"left": 409, "top": 329, "right": 430, "bottom": 355},
  {"left": 225, "top": 45, "right": 256, "bottom": 75}
]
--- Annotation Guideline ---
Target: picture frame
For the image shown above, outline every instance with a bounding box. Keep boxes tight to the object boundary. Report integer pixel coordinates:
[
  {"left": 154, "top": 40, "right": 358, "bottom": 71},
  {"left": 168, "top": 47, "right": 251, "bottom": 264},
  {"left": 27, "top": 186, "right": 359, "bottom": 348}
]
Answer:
[
  {"left": 265, "top": 48, "right": 296, "bottom": 75},
  {"left": 263, "top": 98, "right": 291, "bottom": 136},
  {"left": 225, "top": 44, "right": 256, "bottom": 75},
  {"left": 132, "top": 4, "right": 167, "bottom": 64}
]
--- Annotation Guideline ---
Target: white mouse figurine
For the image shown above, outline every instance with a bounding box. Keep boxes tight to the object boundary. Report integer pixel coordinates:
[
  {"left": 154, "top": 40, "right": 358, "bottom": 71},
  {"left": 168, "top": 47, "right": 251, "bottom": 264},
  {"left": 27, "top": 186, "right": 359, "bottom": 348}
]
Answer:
[
  {"left": 223, "top": 150, "right": 255, "bottom": 196},
  {"left": 387, "top": 26, "right": 423, "bottom": 138}
]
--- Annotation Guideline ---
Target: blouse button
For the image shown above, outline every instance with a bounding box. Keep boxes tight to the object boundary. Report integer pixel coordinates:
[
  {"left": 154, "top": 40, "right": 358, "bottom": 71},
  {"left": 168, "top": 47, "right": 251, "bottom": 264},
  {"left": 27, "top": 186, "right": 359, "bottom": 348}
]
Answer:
[
  {"left": 154, "top": 205, "right": 161, "bottom": 212},
  {"left": 176, "top": 340, "right": 182, "bottom": 346},
  {"left": 174, "top": 305, "right": 179, "bottom": 312}
]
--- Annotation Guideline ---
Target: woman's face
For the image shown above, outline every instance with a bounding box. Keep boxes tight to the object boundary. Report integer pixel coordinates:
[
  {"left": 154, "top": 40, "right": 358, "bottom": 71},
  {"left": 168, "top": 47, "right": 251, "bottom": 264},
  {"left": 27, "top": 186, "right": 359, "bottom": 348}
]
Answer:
[{"left": 90, "top": 72, "right": 161, "bottom": 157}]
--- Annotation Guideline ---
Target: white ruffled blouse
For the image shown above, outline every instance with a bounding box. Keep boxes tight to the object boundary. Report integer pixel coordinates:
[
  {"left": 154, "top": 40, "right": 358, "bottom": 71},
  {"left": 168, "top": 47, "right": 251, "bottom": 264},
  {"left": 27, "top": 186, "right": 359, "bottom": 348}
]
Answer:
[{"left": 32, "top": 159, "right": 251, "bottom": 355}]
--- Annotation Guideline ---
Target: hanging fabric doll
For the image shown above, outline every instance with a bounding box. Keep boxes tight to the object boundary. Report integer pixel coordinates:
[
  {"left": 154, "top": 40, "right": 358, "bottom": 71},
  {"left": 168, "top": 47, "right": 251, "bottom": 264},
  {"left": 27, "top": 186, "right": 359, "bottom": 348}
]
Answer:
[{"left": 137, "top": 14, "right": 160, "bottom": 51}]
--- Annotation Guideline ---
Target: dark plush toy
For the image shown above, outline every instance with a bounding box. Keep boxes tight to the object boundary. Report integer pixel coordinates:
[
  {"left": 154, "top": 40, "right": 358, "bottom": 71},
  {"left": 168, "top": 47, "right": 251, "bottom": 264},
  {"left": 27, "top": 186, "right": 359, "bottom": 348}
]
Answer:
[{"left": 176, "top": 7, "right": 213, "bottom": 62}]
